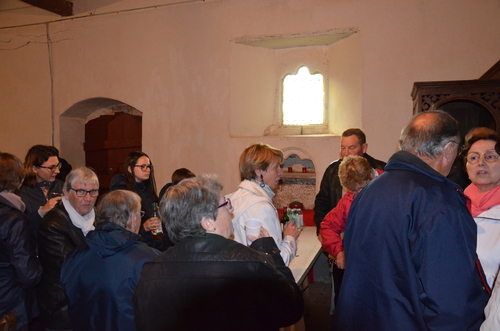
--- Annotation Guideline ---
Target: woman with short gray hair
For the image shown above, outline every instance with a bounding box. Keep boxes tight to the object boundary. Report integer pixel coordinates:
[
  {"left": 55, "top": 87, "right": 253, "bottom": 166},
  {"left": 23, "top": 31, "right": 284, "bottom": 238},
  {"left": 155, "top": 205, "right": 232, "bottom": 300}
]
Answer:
[{"left": 133, "top": 174, "right": 304, "bottom": 331}]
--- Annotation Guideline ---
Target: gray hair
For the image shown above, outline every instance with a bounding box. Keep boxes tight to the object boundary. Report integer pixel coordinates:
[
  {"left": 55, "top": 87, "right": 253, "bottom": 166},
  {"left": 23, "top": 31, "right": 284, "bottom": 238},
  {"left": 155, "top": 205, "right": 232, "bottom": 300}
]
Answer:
[
  {"left": 160, "top": 174, "right": 222, "bottom": 244},
  {"left": 63, "top": 167, "right": 99, "bottom": 191},
  {"left": 399, "top": 110, "right": 459, "bottom": 159},
  {"left": 95, "top": 190, "right": 141, "bottom": 229}
]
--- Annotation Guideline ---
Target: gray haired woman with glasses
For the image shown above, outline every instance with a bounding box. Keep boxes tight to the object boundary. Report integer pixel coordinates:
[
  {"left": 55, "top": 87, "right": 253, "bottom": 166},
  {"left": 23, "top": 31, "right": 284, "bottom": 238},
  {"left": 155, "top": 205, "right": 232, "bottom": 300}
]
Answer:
[{"left": 18, "top": 145, "right": 63, "bottom": 238}]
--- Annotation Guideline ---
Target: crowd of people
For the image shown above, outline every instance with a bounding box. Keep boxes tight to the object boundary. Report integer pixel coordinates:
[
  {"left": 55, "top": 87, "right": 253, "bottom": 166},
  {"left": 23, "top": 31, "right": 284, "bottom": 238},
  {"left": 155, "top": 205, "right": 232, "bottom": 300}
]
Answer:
[{"left": 1, "top": 109, "right": 500, "bottom": 330}]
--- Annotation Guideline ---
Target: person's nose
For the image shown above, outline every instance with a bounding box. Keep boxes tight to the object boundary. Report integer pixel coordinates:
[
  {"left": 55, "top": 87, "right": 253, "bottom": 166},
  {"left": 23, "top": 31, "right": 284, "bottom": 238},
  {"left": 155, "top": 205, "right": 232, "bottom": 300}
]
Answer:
[{"left": 278, "top": 167, "right": 284, "bottom": 177}]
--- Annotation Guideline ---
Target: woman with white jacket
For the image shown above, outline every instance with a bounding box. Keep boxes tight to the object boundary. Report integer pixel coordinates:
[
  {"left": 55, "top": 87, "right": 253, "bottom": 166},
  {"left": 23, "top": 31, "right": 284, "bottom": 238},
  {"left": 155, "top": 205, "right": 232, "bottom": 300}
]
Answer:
[
  {"left": 464, "top": 132, "right": 500, "bottom": 330},
  {"left": 229, "top": 143, "right": 300, "bottom": 266}
]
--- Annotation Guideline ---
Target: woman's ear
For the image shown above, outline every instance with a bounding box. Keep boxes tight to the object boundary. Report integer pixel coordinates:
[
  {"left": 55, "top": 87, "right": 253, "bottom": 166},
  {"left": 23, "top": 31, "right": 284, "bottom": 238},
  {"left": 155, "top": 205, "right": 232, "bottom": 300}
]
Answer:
[
  {"left": 127, "top": 165, "right": 132, "bottom": 174},
  {"left": 201, "top": 216, "right": 215, "bottom": 232}
]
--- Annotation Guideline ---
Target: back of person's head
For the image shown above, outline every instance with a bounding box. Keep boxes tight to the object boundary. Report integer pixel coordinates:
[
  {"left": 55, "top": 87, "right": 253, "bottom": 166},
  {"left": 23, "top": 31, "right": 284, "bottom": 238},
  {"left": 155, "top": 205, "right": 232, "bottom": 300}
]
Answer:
[
  {"left": 160, "top": 174, "right": 221, "bottom": 243},
  {"left": 338, "top": 156, "right": 373, "bottom": 192},
  {"left": 95, "top": 190, "right": 141, "bottom": 231},
  {"left": 342, "top": 128, "right": 367, "bottom": 145},
  {"left": 0, "top": 153, "right": 25, "bottom": 192},
  {"left": 63, "top": 167, "right": 99, "bottom": 192},
  {"left": 399, "top": 110, "right": 459, "bottom": 159},
  {"left": 171, "top": 168, "right": 195, "bottom": 185},
  {"left": 23, "top": 145, "right": 59, "bottom": 186},
  {"left": 239, "top": 143, "right": 283, "bottom": 181}
]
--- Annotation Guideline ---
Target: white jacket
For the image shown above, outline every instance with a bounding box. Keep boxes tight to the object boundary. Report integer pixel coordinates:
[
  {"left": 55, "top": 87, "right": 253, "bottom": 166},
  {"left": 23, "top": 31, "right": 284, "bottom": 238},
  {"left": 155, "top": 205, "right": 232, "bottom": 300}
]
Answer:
[
  {"left": 229, "top": 180, "right": 297, "bottom": 266},
  {"left": 476, "top": 205, "right": 500, "bottom": 289},
  {"left": 479, "top": 205, "right": 500, "bottom": 331}
]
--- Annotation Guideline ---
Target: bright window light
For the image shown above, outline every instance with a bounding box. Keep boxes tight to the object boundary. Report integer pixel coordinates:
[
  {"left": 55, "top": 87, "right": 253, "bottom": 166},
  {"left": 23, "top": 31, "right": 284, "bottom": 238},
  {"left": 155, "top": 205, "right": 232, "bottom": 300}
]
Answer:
[{"left": 282, "top": 66, "right": 324, "bottom": 125}]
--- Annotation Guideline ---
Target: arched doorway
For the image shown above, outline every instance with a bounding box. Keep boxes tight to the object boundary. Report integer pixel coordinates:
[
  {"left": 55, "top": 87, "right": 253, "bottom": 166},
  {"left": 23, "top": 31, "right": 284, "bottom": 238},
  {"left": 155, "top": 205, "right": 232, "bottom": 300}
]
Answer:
[{"left": 60, "top": 98, "right": 143, "bottom": 192}]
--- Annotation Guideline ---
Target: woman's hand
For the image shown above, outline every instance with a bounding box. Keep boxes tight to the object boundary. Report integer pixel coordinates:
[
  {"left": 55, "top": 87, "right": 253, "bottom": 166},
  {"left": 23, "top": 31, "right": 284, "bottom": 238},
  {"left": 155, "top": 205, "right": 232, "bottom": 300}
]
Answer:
[
  {"left": 335, "top": 251, "right": 346, "bottom": 269},
  {"left": 40, "top": 196, "right": 62, "bottom": 215},
  {"left": 284, "top": 221, "right": 301, "bottom": 240},
  {"left": 143, "top": 217, "right": 161, "bottom": 232},
  {"left": 246, "top": 226, "right": 271, "bottom": 243}
]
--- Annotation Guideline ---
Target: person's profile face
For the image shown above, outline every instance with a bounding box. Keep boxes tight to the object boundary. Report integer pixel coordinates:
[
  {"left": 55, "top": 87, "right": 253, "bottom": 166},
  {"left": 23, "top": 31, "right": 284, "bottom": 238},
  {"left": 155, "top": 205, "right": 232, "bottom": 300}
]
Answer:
[
  {"left": 340, "top": 135, "right": 367, "bottom": 158},
  {"left": 33, "top": 156, "right": 60, "bottom": 183},
  {"left": 215, "top": 194, "right": 234, "bottom": 239}
]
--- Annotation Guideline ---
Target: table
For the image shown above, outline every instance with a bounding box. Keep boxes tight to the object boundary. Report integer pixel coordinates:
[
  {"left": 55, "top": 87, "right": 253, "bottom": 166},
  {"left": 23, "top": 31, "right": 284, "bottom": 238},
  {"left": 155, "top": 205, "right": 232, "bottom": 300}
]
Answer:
[
  {"left": 281, "top": 226, "right": 322, "bottom": 331},
  {"left": 288, "top": 226, "right": 322, "bottom": 285}
]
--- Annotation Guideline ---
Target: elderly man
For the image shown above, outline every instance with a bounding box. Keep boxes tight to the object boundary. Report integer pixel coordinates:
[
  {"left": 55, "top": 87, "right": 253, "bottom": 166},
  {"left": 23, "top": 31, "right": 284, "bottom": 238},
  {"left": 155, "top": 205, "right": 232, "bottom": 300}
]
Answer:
[
  {"left": 36, "top": 167, "right": 99, "bottom": 331},
  {"left": 61, "top": 190, "right": 160, "bottom": 331},
  {"left": 314, "top": 128, "right": 386, "bottom": 305},
  {"left": 334, "top": 111, "right": 489, "bottom": 330},
  {"left": 133, "top": 174, "right": 303, "bottom": 331}
]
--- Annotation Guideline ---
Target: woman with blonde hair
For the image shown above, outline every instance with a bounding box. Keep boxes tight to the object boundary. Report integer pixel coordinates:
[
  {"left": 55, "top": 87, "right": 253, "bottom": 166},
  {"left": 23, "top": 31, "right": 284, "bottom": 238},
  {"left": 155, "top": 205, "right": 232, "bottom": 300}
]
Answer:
[{"left": 229, "top": 143, "right": 300, "bottom": 266}]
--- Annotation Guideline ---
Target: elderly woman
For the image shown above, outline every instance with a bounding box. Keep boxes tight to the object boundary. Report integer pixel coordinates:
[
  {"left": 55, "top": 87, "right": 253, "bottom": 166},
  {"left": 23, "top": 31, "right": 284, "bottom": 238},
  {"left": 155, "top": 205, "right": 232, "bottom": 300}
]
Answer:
[
  {"left": 133, "top": 174, "right": 304, "bottom": 331},
  {"left": 463, "top": 132, "right": 500, "bottom": 289},
  {"left": 0, "top": 153, "right": 42, "bottom": 331},
  {"left": 110, "top": 151, "right": 171, "bottom": 251},
  {"left": 18, "top": 145, "right": 63, "bottom": 238},
  {"left": 229, "top": 143, "right": 300, "bottom": 266},
  {"left": 61, "top": 190, "right": 160, "bottom": 331}
]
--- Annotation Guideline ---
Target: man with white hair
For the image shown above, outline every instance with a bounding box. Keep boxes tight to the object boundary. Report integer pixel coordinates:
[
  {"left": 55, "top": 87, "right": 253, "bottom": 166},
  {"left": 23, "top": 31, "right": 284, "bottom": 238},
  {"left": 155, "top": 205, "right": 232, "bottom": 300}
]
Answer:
[{"left": 36, "top": 167, "right": 99, "bottom": 331}]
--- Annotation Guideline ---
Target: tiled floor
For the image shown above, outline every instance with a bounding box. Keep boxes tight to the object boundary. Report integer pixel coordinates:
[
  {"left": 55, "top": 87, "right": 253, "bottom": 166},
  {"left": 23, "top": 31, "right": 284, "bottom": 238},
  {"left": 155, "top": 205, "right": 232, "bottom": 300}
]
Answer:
[
  {"left": 303, "top": 280, "right": 334, "bottom": 330},
  {"left": 302, "top": 253, "right": 335, "bottom": 330}
]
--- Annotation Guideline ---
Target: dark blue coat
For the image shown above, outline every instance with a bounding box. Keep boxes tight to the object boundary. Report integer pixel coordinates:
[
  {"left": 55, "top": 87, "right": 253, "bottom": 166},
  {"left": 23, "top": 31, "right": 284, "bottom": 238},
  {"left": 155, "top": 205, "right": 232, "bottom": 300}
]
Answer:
[
  {"left": 334, "top": 151, "right": 489, "bottom": 331},
  {"left": 0, "top": 195, "right": 41, "bottom": 330},
  {"left": 61, "top": 222, "right": 160, "bottom": 331}
]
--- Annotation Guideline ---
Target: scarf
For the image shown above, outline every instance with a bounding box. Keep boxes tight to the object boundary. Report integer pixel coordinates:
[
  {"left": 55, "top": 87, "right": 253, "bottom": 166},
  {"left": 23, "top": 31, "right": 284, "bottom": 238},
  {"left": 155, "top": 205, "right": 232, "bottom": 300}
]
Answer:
[
  {"left": 464, "top": 183, "right": 500, "bottom": 218},
  {"left": 62, "top": 196, "right": 95, "bottom": 236},
  {"left": 250, "top": 179, "right": 275, "bottom": 199},
  {"left": 0, "top": 191, "right": 26, "bottom": 212}
]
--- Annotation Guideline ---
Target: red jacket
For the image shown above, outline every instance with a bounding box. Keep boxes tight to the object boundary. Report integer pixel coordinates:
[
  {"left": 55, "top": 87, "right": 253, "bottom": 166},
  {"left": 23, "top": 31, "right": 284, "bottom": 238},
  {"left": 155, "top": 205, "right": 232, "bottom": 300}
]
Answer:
[{"left": 320, "top": 191, "right": 355, "bottom": 257}]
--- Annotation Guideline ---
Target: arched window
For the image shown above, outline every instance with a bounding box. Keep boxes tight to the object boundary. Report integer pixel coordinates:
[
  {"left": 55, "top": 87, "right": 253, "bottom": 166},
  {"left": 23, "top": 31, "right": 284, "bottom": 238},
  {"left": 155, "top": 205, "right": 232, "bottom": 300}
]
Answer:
[{"left": 282, "top": 66, "right": 325, "bottom": 125}]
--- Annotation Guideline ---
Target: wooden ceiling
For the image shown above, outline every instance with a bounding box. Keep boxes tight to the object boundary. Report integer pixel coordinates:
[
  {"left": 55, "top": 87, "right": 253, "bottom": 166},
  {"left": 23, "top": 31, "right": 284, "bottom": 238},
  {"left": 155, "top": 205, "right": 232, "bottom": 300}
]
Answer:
[{"left": 20, "top": 0, "right": 73, "bottom": 16}]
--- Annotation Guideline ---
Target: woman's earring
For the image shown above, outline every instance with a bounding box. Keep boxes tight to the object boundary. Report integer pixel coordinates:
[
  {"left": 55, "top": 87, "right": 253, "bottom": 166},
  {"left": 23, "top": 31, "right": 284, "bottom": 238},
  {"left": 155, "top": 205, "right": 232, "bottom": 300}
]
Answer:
[
  {"left": 260, "top": 175, "right": 265, "bottom": 188},
  {"left": 213, "top": 227, "right": 217, "bottom": 232}
]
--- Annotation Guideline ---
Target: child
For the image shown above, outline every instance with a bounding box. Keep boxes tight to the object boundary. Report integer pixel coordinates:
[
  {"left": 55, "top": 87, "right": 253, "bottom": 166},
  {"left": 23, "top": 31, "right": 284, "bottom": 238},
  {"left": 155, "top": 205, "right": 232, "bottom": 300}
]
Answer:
[{"left": 320, "top": 155, "right": 381, "bottom": 269}]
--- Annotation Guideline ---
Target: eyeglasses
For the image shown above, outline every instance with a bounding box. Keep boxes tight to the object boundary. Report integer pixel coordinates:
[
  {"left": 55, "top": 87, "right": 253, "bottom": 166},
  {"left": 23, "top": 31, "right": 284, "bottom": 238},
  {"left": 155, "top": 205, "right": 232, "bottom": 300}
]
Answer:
[
  {"left": 466, "top": 150, "right": 500, "bottom": 164},
  {"left": 38, "top": 163, "right": 62, "bottom": 172},
  {"left": 450, "top": 141, "right": 464, "bottom": 155},
  {"left": 218, "top": 197, "right": 232, "bottom": 210},
  {"left": 69, "top": 188, "right": 99, "bottom": 197},
  {"left": 135, "top": 164, "right": 152, "bottom": 171}
]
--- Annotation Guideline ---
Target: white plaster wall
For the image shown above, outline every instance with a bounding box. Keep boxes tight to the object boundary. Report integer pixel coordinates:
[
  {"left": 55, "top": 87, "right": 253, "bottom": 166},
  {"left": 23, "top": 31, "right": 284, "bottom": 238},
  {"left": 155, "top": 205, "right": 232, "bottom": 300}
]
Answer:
[{"left": 0, "top": 0, "right": 499, "bottom": 194}]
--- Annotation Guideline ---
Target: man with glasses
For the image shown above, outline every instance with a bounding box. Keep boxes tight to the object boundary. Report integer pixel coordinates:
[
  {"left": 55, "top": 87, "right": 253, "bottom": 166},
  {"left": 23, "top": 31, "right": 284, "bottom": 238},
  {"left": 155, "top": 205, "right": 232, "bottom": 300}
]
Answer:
[
  {"left": 36, "top": 167, "right": 100, "bottom": 331},
  {"left": 61, "top": 190, "right": 160, "bottom": 331},
  {"left": 333, "top": 111, "right": 489, "bottom": 330}
]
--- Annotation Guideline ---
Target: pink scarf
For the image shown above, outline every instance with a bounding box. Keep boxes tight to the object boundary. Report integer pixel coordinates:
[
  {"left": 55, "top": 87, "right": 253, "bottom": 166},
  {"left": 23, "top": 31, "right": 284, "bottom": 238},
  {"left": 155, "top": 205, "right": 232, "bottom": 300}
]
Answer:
[{"left": 464, "top": 184, "right": 500, "bottom": 217}]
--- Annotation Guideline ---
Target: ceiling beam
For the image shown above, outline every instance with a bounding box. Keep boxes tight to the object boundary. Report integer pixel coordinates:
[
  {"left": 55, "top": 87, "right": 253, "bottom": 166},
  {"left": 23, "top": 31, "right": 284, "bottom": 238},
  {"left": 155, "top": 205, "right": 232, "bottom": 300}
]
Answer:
[{"left": 20, "top": 0, "right": 73, "bottom": 17}]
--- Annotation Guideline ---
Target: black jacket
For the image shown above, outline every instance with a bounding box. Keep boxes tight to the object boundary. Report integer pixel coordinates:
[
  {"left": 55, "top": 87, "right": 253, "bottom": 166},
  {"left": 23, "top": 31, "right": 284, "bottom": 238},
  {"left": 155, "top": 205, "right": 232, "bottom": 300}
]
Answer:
[
  {"left": 133, "top": 234, "right": 304, "bottom": 331},
  {"left": 0, "top": 195, "right": 42, "bottom": 330},
  {"left": 36, "top": 202, "right": 86, "bottom": 329},
  {"left": 313, "top": 153, "right": 386, "bottom": 232},
  {"left": 18, "top": 180, "right": 64, "bottom": 239}
]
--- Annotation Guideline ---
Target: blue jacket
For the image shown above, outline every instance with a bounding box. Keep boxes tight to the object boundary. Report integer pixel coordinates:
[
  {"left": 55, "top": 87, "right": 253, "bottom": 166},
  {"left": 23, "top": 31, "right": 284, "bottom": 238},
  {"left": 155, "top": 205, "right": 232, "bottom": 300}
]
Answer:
[
  {"left": 61, "top": 222, "right": 160, "bottom": 331},
  {"left": 0, "top": 196, "right": 41, "bottom": 330},
  {"left": 334, "top": 151, "right": 489, "bottom": 331}
]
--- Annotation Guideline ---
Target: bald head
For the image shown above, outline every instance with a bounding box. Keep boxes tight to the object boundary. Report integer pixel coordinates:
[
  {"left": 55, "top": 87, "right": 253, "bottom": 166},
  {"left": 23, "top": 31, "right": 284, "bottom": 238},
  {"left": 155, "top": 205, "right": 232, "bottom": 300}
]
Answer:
[{"left": 399, "top": 110, "right": 459, "bottom": 159}]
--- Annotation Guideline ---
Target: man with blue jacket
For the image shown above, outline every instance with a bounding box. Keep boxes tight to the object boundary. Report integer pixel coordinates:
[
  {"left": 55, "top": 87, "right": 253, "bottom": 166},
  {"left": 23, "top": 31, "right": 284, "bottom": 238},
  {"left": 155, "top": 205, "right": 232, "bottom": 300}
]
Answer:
[
  {"left": 61, "top": 190, "right": 159, "bottom": 331},
  {"left": 334, "top": 110, "right": 489, "bottom": 330}
]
